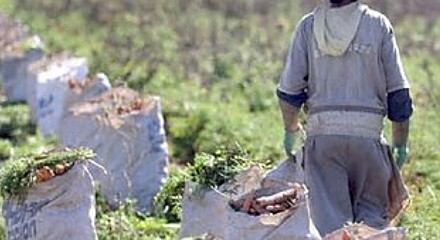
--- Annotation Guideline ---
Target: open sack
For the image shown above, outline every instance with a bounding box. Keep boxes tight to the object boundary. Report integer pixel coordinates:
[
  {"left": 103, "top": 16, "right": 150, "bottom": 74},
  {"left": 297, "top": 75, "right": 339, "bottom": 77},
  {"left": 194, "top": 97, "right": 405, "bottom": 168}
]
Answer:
[{"left": 179, "top": 149, "right": 321, "bottom": 240}]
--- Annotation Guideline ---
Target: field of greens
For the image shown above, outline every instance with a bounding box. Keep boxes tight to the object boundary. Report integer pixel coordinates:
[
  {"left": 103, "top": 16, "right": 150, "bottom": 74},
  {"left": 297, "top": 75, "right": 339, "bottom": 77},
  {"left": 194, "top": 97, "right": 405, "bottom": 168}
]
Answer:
[{"left": 0, "top": 0, "right": 439, "bottom": 239}]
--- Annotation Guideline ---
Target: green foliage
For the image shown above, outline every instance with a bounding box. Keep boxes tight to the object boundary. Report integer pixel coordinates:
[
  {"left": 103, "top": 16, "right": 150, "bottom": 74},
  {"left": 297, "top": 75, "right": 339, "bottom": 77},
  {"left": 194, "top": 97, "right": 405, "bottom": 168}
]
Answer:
[
  {"left": 155, "top": 144, "right": 269, "bottom": 222},
  {"left": 167, "top": 102, "right": 283, "bottom": 164},
  {"left": 0, "top": 139, "right": 13, "bottom": 161},
  {"left": 96, "top": 201, "right": 178, "bottom": 240},
  {"left": 154, "top": 168, "right": 187, "bottom": 222},
  {"left": 12, "top": 134, "right": 56, "bottom": 157},
  {"left": 0, "top": 104, "right": 36, "bottom": 144},
  {"left": 399, "top": 131, "right": 440, "bottom": 239},
  {"left": 168, "top": 107, "right": 211, "bottom": 162},
  {"left": 0, "top": 147, "right": 94, "bottom": 198},
  {"left": 186, "top": 144, "right": 254, "bottom": 188}
]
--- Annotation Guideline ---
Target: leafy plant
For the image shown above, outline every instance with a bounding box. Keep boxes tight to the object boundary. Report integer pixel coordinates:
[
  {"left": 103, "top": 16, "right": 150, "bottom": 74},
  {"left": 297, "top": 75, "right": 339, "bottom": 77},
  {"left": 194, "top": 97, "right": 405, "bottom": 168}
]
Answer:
[
  {"left": 0, "top": 147, "right": 95, "bottom": 198},
  {"left": 153, "top": 168, "right": 187, "bottom": 222},
  {"left": 155, "top": 143, "right": 267, "bottom": 222},
  {"left": 96, "top": 200, "right": 177, "bottom": 240},
  {"left": 0, "top": 139, "right": 13, "bottom": 161},
  {"left": 187, "top": 144, "right": 253, "bottom": 188},
  {"left": 0, "top": 104, "right": 36, "bottom": 144}
]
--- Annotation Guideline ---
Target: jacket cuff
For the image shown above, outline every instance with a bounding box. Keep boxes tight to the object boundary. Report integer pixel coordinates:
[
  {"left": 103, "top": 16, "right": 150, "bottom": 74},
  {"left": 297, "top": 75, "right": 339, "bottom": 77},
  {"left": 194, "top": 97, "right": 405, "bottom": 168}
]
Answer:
[
  {"left": 387, "top": 89, "right": 413, "bottom": 122},
  {"left": 276, "top": 89, "right": 307, "bottom": 108}
]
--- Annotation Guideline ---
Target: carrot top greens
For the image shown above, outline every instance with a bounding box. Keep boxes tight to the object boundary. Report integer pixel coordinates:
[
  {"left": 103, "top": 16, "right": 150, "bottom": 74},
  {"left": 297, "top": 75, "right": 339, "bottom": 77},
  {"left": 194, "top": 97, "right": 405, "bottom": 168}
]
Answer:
[{"left": 0, "top": 147, "right": 95, "bottom": 199}]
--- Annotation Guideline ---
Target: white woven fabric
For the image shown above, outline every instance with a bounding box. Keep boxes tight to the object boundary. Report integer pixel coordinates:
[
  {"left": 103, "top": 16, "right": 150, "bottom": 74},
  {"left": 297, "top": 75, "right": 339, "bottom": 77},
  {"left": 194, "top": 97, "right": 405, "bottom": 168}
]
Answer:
[{"left": 306, "top": 111, "right": 384, "bottom": 139}]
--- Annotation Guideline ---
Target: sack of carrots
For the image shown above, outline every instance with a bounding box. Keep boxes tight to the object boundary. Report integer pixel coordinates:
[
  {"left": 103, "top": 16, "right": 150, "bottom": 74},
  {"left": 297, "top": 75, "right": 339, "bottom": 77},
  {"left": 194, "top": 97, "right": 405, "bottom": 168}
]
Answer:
[
  {"left": 229, "top": 183, "right": 303, "bottom": 216},
  {"left": 60, "top": 87, "right": 168, "bottom": 213},
  {"left": 179, "top": 156, "right": 321, "bottom": 240},
  {"left": 0, "top": 147, "right": 98, "bottom": 240}
]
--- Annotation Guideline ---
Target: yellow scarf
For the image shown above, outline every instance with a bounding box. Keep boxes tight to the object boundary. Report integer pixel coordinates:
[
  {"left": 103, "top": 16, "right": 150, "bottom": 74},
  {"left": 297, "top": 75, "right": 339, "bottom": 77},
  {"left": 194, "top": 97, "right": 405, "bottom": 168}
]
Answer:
[{"left": 313, "top": 2, "right": 367, "bottom": 56}]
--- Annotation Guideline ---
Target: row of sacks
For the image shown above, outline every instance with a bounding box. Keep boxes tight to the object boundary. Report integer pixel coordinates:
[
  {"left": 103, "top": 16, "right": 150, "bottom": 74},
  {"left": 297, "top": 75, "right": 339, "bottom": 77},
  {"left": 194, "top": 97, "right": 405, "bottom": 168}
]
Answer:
[
  {"left": 0, "top": 15, "right": 169, "bottom": 214},
  {"left": 7, "top": 54, "right": 168, "bottom": 213},
  {"left": 180, "top": 150, "right": 408, "bottom": 240},
  {"left": 0, "top": 15, "right": 100, "bottom": 136}
]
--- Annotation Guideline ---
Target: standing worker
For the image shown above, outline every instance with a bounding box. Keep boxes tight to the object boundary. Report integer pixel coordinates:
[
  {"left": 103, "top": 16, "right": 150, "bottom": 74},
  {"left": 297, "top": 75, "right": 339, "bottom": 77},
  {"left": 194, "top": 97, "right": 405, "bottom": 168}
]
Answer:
[{"left": 276, "top": 0, "right": 413, "bottom": 236}]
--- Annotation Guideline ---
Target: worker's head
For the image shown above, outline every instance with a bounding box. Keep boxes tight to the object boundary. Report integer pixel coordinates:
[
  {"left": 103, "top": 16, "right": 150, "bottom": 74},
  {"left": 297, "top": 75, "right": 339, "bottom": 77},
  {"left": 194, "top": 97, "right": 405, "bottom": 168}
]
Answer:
[{"left": 329, "top": 0, "right": 357, "bottom": 4}]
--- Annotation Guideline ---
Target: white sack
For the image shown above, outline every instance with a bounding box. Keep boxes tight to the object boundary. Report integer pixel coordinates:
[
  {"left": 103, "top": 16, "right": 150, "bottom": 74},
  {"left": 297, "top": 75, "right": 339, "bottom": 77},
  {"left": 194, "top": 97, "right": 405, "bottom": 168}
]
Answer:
[
  {"left": 2, "top": 163, "right": 97, "bottom": 240},
  {"left": 0, "top": 36, "right": 44, "bottom": 102},
  {"left": 60, "top": 88, "right": 168, "bottom": 213},
  {"left": 263, "top": 148, "right": 305, "bottom": 186},
  {"left": 28, "top": 56, "right": 88, "bottom": 136},
  {"left": 179, "top": 158, "right": 321, "bottom": 240}
]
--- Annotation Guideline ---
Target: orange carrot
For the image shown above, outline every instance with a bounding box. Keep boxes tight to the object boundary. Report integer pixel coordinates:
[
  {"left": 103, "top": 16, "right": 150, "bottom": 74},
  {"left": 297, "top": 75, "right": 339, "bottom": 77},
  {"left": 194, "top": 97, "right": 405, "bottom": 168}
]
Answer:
[
  {"left": 255, "top": 188, "right": 297, "bottom": 207},
  {"left": 54, "top": 164, "right": 66, "bottom": 175},
  {"left": 240, "top": 190, "right": 255, "bottom": 213},
  {"left": 36, "top": 166, "right": 54, "bottom": 183},
  {"left": 265, "top": 204, "right": 287, "bottom": 213}
]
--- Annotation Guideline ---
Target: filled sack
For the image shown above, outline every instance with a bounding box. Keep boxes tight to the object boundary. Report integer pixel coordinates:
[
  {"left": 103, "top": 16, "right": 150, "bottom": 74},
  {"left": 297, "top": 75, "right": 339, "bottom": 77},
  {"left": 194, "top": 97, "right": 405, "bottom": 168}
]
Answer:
[
  {"left": 0, "top": 148, "right": 97, "bottom": 240},
  {"left": 60, "top": 87, "right": 168, "bottom": 213},
  {"left": 27, "top": 53, "right": 88, "bottom": 135},
  {"left": 179, "top": 155, "right": 320, "bottom": 240}
]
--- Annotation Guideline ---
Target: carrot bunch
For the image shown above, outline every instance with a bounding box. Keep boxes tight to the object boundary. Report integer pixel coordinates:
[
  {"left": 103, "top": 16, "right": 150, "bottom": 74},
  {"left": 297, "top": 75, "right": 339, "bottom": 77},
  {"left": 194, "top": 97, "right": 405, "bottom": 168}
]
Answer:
[
  {"left": 230, "top": 184, "right": 301, "bottom": 216},
  {"left": 0, "top": 147, "right": 95, "bottom": 199},
  {"left": 35, "top": 161, "right": 74, "bottom": 183}
]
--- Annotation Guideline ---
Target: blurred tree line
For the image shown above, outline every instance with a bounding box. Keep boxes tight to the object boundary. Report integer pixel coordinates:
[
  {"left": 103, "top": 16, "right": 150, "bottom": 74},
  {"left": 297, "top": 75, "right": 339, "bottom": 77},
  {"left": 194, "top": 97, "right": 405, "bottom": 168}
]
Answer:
[{"left": 15, "top": 0, "right": 440, "bottom": 57}]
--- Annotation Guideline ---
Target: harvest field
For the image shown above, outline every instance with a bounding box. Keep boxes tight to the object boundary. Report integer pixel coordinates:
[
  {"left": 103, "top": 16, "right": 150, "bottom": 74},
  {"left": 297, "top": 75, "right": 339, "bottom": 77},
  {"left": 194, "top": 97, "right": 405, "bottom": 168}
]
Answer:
[{"left": 0, "top": 0, "right": 439, "bottom": 239}]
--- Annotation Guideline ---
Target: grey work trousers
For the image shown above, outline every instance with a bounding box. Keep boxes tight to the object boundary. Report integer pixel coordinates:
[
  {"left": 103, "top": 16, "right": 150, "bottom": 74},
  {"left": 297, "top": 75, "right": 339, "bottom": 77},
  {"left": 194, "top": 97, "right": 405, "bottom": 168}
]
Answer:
[{"left": 304, "top": 135, "right": 393, "bottom": 236}]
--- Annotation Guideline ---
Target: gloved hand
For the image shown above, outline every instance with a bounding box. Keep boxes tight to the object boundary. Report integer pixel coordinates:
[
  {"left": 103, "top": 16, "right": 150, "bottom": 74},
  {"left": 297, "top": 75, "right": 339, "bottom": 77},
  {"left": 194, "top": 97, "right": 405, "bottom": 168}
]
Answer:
[
  {"left": 284, "top": 129, "right": 296, "bottom": 157},
  {"left": 393, "top": 145, "right": 409, "bottom": 169}
]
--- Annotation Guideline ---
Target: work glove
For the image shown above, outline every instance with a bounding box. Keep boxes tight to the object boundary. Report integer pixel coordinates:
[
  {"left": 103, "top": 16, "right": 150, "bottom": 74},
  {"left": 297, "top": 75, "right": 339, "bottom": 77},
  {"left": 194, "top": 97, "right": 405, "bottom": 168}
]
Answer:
[
  {"left": 285, "top": 126, "right": 305, "bottom": 156},
  {"left": 393, "top": 145, "right": 408, "bottom": 169},
  {"left": 284, "top": 129, "right": 297, "bottom": 158}
]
